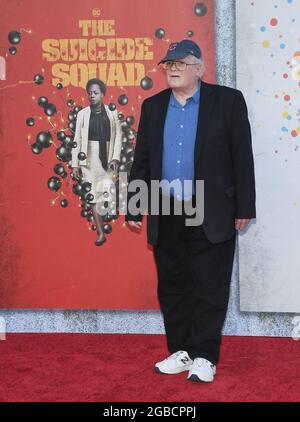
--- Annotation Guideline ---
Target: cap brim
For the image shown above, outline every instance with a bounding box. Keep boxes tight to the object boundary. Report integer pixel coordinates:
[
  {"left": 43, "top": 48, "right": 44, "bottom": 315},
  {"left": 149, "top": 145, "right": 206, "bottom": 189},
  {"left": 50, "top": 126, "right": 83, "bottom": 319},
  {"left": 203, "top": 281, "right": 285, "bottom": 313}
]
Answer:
[{"left": 158, "top": 51, "right": 188, "bottom": 65}]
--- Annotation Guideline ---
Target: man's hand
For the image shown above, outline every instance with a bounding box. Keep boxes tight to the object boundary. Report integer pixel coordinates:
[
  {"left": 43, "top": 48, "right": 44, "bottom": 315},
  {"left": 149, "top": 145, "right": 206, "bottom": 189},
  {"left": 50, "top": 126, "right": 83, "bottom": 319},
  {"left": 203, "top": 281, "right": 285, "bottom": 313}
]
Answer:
[
  {"left": 235, "top": 219, "right": 251, "bottom": 231},
  {"left": 127, "top": 221, "right": 142, "bottom": 231}
]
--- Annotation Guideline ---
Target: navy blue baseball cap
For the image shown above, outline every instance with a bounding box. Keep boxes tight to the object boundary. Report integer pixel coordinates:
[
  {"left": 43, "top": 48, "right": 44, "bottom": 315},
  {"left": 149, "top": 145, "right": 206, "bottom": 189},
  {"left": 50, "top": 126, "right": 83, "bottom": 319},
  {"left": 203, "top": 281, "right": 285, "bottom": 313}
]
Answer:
[{"left": 158, "top": 39, "right": 202, "bottom": 64}]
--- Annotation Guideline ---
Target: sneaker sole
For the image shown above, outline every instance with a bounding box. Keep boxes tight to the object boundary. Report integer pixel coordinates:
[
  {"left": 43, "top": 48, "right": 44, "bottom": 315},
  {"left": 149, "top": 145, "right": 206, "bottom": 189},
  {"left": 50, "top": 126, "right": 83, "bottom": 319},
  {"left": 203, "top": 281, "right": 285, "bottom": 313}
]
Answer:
[
  {"left": 154, "top": 366, "right": 192, "bottom": 375},
  {"left": 188, "top": 374, "right": 214, "bottom": 383}
]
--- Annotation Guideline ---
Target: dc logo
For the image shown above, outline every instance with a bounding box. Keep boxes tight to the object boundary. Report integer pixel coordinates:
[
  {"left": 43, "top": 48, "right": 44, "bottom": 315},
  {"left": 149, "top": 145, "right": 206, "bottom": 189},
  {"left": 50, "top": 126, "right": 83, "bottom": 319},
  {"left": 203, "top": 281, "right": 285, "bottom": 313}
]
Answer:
[
  {"left": 291, "top": 316, "right": 300, "bottom": 341},
  {"left": 169, "top": 43, "right": 178, "bottom": 51}
]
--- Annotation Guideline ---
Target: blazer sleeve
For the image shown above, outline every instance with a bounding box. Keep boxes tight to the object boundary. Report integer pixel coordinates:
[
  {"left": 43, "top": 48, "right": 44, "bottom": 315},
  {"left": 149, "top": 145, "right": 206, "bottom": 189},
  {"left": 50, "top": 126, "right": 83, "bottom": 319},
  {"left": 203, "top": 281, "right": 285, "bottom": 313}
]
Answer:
[
  {"left": 125, "top": 100, "right": 150, "bottom": 222},
  {"left": 230, "top": 91, "right": 256, "bottom": 219},
  {"left": 71, "top": 110, "right": 83, "bottom": 168}
]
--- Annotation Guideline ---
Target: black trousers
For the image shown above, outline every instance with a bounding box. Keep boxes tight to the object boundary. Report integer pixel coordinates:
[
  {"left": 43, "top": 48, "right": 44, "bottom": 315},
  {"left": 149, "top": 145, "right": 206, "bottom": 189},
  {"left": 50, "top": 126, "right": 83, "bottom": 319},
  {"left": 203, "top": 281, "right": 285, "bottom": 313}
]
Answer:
[{"left": 153, "top": 199, "right": 236, "bottom": 365}]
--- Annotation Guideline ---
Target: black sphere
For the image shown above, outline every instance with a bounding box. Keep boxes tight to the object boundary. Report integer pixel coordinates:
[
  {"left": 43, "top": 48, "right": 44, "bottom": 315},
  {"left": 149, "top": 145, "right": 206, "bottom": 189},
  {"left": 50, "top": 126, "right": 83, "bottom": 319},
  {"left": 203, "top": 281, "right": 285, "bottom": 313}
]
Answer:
[
  {"left": 68, "top": 111, "right": 77, "bottom": 121},
  {"left": 36, "top": 131, "right": 52, "bottom": 148},
  {"left": 104, "top": 214, "right": 113, "bottom": 222},
  {"left": 83, "top": 203, "right": 92, "bottom": 211},
  {"left": 67, "top": 99, "right": 75, "bottom": 107},
  {"left": 53, "top": 163, "right": 65, "bottom": 176},
  {"left": 26, "top": 117, "right": 35, "bottom": 126},
  {"left": 38, "top": 96, "right": 48, "bottom": 107},
  {"left": 68, "top": 121, "right": 76, "bottom": 132},
  {"left": 109, "top": 103, "right": 116, "bottom": 111},
  {"left": 85, "top": 193, "right": 94, "bottom": 203},
  {"left": 80, "top": 210, "right": 88, "bottom": 218},
  {"left": 82, "top": 182, "right": 92, "bottom": 193},
  {"left": 78, "top": 152, "right": 86, "bottom": 161},
  {"left": 47, "top": 176, "right": 61, "bottom": 192},
  {"left": 119, "top": 164, "right": 127, "bottom": 172},
  {"left": 91, "top": 225, "right": 97, "bottom": 231},
  {"left": 56, "top": 83, "right": 63, "bottom": 90},
  {"left": 118, "top": 112, "right": 124, "bottom": 120},
  {"left": 103, "top": 223, "right": 113, "bottom": 234},
  {"left": 194, "top": 2, "right": 207, "bottom": 16},
  {"left": 60, "top": 199, "right": 68, "bottom": 208},
  {"left": 33, "top": 74, "right": 44, "bottom": 85},
  {"left": 126, "top": 116, "right": 135, "bottom": 126},
  {"left": 187, "top": 30, "right": 194, "bottom": 37},
  {"left": 56, "top": 145, "right": 72, "bottom": 162},
  {"left": 9, "top": 46, "right": 17, "bottom": 55},
  {"left": 140, "top": 76, "right": 153, "bottom": 90},
  {"left": 60, "top": 171, "right": 68, "bottom": 179},
  {"left": 72, "top": 183, "right": 83, "bottom": 196},
  {"left": 74, "top": 106, "right": 82, "bottom": 113},
  {"left": 63, "top": 136, "right": 73, "bottom": 146},
  {"left": 155, "top": 28, "right": 166, "bottom": 39},
  {"left": 31, "top": 143, "right": 42, "bottom": 154},
  {"left": 57, "top": 131, "right": 66, "bottom": 141},
  {"left": 71, "top": 142, "right": 77, "bottom": 148},
  {"left": 118, "top": 94, "right": 128, "bottom": 106},
  {"left": 86, "top": 214, "right": 94, "bottom": 222},
  {"left": 44, "top": 103, "right": 56, "bottom": 116},
  {"left": 8, "top": 30, "right": 21, "bottom": 45}
]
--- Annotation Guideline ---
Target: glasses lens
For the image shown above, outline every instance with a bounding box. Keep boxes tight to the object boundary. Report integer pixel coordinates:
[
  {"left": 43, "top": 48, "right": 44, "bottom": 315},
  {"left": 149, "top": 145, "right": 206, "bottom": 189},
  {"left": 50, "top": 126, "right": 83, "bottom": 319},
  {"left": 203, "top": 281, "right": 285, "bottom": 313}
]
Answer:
[
  {"left": 175, "top": 61, "right": 186, "bottom": 70},
  {"left": 162, "top": 61, "right": 187, "bottom": 70}
]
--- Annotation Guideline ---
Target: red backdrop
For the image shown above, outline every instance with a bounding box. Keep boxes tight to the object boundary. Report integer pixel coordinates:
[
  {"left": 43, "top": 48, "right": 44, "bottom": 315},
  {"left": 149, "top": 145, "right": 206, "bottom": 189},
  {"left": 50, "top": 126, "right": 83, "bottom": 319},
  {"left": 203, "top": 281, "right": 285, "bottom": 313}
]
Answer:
[{"left": 0, "top": 0, "right": 215, "bottom": 308}]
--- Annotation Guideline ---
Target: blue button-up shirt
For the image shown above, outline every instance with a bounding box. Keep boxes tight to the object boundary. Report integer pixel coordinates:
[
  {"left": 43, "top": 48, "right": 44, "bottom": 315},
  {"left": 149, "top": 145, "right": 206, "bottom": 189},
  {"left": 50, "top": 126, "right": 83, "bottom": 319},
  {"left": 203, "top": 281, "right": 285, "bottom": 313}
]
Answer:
[{"left": 161, "top": 83, "right": 201, "bottom": 201}]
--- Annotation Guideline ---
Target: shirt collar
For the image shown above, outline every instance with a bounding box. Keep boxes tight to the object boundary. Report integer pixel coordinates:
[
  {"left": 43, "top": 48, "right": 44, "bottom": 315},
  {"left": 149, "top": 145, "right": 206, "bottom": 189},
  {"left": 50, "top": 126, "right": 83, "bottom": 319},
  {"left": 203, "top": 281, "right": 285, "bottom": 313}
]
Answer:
[{"left": 169, "top": 80, "right": 201, "bottom": 107}]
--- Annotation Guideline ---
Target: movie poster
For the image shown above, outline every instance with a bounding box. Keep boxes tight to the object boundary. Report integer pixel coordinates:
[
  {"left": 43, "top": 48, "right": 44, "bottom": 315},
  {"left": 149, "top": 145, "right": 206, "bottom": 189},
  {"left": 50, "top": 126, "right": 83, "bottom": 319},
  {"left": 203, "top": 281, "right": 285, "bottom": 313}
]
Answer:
[{"left": 0, "top": 0, "right": 215, "bottom": 308}]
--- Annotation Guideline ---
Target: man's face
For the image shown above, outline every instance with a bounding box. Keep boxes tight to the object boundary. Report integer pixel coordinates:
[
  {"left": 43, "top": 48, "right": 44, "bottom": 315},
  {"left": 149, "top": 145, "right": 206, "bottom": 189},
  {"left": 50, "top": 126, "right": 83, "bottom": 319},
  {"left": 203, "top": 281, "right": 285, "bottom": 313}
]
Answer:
[{"left": 165, "top": 55, "right": 202, "bottom": 90}]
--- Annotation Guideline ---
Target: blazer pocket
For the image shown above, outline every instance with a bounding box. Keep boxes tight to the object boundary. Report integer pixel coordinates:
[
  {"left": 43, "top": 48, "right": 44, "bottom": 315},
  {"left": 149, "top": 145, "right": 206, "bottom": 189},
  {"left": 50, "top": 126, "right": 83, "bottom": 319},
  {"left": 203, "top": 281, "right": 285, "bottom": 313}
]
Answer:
[{"left": 224, "top": 186, "right": 236, "bottom": 198}]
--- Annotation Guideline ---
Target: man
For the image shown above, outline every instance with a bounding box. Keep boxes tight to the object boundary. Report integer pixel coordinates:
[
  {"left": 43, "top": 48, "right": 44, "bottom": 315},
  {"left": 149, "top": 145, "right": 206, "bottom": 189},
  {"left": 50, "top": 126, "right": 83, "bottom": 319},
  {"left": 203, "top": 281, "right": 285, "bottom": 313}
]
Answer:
[{"left": 125, "top": 40, "right": 255, "bottom": 382}]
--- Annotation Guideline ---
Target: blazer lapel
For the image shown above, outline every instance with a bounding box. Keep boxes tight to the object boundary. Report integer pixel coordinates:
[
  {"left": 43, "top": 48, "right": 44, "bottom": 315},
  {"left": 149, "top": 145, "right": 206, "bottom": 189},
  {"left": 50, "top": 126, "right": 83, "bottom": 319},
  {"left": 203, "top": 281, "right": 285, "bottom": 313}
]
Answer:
[
  {"left": 194, "top": 81, "right": 215, "bottom": 169},
  {"left": 155, "top": 89, "right": 172, "bottom": 180}
]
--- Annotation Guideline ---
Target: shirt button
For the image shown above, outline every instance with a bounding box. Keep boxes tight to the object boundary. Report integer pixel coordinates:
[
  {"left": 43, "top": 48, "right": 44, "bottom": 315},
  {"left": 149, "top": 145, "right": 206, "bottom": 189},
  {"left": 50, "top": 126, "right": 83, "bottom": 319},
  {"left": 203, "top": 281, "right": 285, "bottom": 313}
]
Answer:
[
  {"left": 177, "top": 160, "right": 181, "bottom": 164},
  {"left": 178, "top": 142, "right": 182, "bottom": 146},
  {"left": 180, "top": 125, "right": 184, "bottom": 128},
  {"left": 182, "top": 108, "right": 185, "bottom": 111}
]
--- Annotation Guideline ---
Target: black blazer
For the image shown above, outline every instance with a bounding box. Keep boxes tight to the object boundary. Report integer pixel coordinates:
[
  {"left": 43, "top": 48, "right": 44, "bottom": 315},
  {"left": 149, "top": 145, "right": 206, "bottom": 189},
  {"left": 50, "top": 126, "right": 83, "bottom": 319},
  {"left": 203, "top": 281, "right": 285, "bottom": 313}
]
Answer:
[{"left": 126, "top": 81, "right": 256, "bottom": 245}]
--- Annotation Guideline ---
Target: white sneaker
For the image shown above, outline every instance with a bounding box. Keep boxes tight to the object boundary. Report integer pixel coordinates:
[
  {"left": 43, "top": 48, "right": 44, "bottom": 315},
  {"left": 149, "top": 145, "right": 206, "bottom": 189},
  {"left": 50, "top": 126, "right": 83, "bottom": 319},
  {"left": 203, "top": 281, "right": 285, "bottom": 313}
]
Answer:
[
  {"left": 155, "top": 351, "right": 193, "bottom": 374},
  {"left": 187, "top": 357, "right": 216, "bottom": 382}
]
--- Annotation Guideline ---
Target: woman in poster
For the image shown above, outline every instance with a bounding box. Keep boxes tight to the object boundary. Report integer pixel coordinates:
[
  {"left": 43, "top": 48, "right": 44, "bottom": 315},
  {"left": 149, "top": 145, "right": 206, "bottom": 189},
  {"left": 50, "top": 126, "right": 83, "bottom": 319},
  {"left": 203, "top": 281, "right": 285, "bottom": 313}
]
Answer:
[{"left": 71, "top": 79, "right": 122, "bottom": 246}]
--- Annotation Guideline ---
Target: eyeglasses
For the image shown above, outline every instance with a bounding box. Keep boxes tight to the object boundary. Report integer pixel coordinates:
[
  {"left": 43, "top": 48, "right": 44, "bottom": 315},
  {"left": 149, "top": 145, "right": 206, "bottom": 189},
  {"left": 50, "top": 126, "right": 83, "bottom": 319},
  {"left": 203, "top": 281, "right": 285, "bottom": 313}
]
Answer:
[{"left": 161, "top": 61, "right": 199, "bottom": 71}]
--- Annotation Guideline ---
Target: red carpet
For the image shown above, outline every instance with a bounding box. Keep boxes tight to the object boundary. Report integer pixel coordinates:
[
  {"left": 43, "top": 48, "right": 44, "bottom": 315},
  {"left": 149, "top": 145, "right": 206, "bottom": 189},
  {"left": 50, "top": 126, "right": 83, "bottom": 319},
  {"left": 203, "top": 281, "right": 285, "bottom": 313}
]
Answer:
[{"left": 0, "top": 334, "right": 299, "bottom": 402}]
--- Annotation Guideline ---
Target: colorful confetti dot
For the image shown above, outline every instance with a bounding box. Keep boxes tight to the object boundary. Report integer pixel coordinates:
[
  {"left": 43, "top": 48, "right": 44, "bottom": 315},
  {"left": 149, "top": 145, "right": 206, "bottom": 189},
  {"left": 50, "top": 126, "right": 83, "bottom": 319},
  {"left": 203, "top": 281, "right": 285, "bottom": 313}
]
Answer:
[
  {"left": 292, "top": 66, "right": 300, "bottom": 81},
  {"left": 283, "top": 73, "right": 288, "bottom": 78},
  {"left": 284, "top": 94, "right": 291, "bottom": 101},
  {"left": 280, "top": 43, "right": 286, "bottom": 49},
  {"left": 270, "top": 18, "right": 278, "bottom": 26},
  {"left": 262, "top": 40, "right": 270, "bottom": 48},
  {"left": 260, "top": 26, "right": 266, "bottom": 32},
  {"left": 291, "top": 130, "right": 298, "bottom": 137}
]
